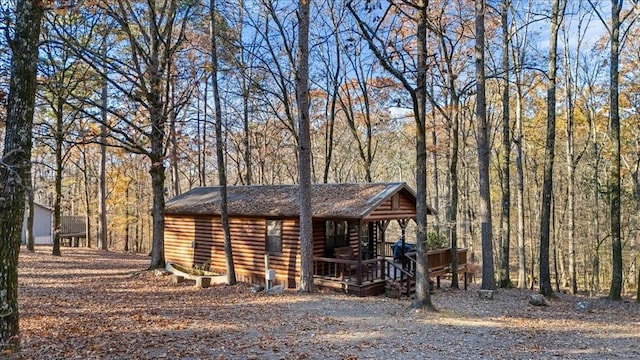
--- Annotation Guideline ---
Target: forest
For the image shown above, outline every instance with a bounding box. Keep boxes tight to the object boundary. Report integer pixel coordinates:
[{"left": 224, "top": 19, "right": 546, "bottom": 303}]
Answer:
[{"left": 1, "top": 0, "right": 640, "bottom": 335}]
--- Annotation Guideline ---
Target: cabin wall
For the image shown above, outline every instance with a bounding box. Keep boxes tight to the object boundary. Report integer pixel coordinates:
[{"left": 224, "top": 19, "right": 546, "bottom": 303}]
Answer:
[
  {"left": 364, "top": 190, "right": 416, "bottom": 221},
  {"left": 312, "top": 221, "right": 325, "bottom": 257},
  {"left": 165, "top": 215, "right": 302, "bottom": 289},
  {"left": 165, "top": 215, "right": 196, "bottom": 268}
]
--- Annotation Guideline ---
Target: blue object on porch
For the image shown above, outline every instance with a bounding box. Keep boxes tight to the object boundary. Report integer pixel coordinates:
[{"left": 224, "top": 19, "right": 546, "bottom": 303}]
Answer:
[{"left": 392, "top": 239, "right": 415, "bottom": 261}]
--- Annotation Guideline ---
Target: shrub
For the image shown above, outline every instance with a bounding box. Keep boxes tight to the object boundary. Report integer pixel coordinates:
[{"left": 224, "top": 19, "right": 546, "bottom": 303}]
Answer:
[{"left": 425, "top": 231, "right": 448, "bottom": 250}]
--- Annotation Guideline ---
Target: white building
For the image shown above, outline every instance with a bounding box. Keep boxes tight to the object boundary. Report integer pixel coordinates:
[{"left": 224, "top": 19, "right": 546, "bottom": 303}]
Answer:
[{"left": 22, "top": 203, "right": 53, "bottom": 245}]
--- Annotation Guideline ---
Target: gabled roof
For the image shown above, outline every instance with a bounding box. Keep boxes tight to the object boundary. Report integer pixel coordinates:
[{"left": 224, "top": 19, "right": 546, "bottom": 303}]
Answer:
[{"left": 165, "top": 182, "right": 434, "bottom": 219}]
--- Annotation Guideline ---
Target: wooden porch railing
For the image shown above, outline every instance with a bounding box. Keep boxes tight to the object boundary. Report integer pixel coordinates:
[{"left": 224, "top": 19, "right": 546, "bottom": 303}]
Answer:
[
  {"left": 313, "top": 247, "right": 468, "bottom": 293},
  {"left": 312, "top": 257, "right": 385, "bottom": 285},
  {"left": 60, "top": 216, "right": 86, "bottom": 237}
]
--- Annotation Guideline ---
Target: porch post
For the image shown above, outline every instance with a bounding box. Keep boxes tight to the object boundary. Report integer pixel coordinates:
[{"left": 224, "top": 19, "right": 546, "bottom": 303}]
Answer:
[{"left": 377, "top": 220, "right": 390, "bottom": 257}]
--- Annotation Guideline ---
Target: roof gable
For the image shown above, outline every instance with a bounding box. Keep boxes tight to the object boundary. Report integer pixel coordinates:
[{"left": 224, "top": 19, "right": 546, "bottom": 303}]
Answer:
[{"left": 165, "top": 182, "right": 432, "bottom": 219}]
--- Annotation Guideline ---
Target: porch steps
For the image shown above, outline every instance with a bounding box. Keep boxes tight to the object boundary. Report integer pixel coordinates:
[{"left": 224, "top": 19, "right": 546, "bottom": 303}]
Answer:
[{"left": 314, "top": 277, "right": 386, "bottom": 297}]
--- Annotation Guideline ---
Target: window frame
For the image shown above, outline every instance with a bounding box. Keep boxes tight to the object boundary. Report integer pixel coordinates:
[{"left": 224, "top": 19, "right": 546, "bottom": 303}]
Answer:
[{"left": 265, "top": 219, "right": 283, "bottom": 255}]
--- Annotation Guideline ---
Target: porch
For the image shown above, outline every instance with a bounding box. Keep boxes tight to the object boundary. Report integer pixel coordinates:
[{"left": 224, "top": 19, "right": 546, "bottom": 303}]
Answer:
[{"left": 312, "top": 246, "right": 469, "bottom": 297}]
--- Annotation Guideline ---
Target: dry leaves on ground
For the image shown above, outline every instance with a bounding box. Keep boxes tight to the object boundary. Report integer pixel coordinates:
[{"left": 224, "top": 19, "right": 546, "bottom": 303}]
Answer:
[{"left": 18, "top": 247, "right": 640, "bottom": 359}]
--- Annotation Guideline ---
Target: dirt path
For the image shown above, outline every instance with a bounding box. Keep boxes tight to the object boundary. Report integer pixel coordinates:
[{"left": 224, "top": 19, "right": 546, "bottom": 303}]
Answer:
[{"left": 18, "top": 247, "right": 640, "bottom": 359}]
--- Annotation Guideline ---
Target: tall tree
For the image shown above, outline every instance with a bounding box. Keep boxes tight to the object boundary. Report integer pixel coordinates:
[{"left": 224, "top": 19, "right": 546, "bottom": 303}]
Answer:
[
  {"left": 0, "top": 0, "right": 44, "bottom": 353},
  {"left": 98, "top": 41, "right": 108, "bottom": 251},
  {"left": 498, "top": 0, "right": 512, "bottom": 289},
  {"left": 539, "top": 0, "right": 564, "bottom": 297},
  {"left": 39, "top": 12, "right": 92, "bottom": 256},
  {"left": 62, "top": 0, "right": 198, "bottom": 268},
  {"left": 588, "top": 0, "right": 636, "bottom": 300},
  {"left": 296, "top": 0, "right": 314, "bottom": 292},
  {"left": 210, "top": 0, "right": 236, "bottom": 285},
  {"left": 561, "top": 2, "right": 591, "bottom": 294},
  {"left": 607, "top": 0, "right": 623, "bottom": 300},
  {"left": 511, "top": 0, "right": 534, "bottom": 289},
  {"left": 475, "top": 0, "right": 495, "bottom": 290},
  {"left": 348, "top": 0, "right": 435, "bottom": 309}
]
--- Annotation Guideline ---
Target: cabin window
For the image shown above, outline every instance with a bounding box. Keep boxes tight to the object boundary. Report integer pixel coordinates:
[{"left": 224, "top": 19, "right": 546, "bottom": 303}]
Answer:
[
  {"left": 325, "top": 220, "right": 349, "bottom": 257},
  {"left": 266, "top": 220, "right": 282, "bottom": 254}
]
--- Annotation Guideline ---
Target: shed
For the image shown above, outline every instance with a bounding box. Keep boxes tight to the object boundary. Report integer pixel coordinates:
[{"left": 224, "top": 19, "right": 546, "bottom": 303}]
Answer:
[
  {"left": 22, "top": 203, "right": 53, "bottom": 245},
  {"left": 164, "top": 182, "right": 436, "bottom": 295}
]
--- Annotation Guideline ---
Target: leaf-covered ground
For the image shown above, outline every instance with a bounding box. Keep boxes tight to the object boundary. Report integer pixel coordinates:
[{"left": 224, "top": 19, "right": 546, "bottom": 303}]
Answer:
[{"left": 18, "top": 247, "right": 640, "bottom": 359}]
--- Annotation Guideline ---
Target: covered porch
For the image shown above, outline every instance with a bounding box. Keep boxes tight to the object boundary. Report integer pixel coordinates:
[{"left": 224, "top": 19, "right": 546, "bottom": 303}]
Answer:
[{"left": 313, "top": 244, "right": 469, "bottom": 297}]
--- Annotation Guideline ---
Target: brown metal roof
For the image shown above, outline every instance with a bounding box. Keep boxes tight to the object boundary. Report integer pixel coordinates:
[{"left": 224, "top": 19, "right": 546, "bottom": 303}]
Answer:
[{"left": 165, "top": 182, "right": 432, "bottom": 219}]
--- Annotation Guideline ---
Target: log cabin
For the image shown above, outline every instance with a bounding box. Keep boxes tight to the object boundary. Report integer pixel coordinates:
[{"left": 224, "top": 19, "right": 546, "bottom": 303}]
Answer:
[{"left": 164, "top": 182, "right": 468, "bottom": 296}]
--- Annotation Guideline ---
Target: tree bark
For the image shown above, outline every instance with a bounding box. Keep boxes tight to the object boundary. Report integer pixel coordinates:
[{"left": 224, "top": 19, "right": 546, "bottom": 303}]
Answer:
[
  {"left": 296, "top": 0, "right": 314, "bottom": 293},
  {"left": 608, "top": 0, "right": 623, "bottom": 301},
  {"left": 0, "top": 0, "right": 44, "bottom": 352},
  {"left": 52, "top": 97, "right": 64, "bottom": 257},
  {"left": 539, "top": 0, "right": 563, "bottom": 297},
  {"left": 499, "top": 0, "right": 511, "bottom": 289},
  {"left": 98, "top": 43, "right": 108, "bottom": 251},
  {"left": 410, "top": 0, "right": 435, "bottom": 309},
  {"left": 210, "top": 0, "right": 237, "bottom": 285},
  {"left": 475, "top": 0, "right": 496, "bottom": 291},
  {"left": 512, "top": 2, "right": 531, "bottom": 289},
  {"left": 26, "top": 168, "right": 35, "bottom": 252}
]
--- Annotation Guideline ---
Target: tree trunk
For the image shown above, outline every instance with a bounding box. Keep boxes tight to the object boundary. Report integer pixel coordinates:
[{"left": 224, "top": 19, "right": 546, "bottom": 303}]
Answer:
[
  {"left": 512, "top": 3, "right": 530, "bottom": 290},
  {"left": 515, "top": 81, "right": 526, "bottom": 289},
  {"left": 148, "top": 158, "right": 166, "bottom": 269},
  {"left": 98, "top": 44, "right": 108, "bottom": 251},
  {"left": 296, "top": 0, "right": 314, "bottom": 293},
  {"left": 211, "top": 0, "right": 237, "bottom": 285},
  {"left": 608, "top": 0, "right": 623, "bottom": 301},
  {"left": 124, "top": 184, "right": 130, "bottom": 252},
  {"left": 449, "top": 110, "right": 459, "bottom": 289},
  {"left": 170, "top": 80, "right": 180, "bottom": 197},
  {"left": 52, "top": 98, "right": 64, "bottom": 257},
  {"left": 563, "top": 21, "right": 578, "bottom": 294},
  {"left": 410, "top": 0, "right": 435, "bottom": 310},
  {"left": 147, "top": 71, "right": 167, "bottom": 266},
  {"left": 499, "top": 0, "right": 511, "bottom": 289},
  {"left": 0, "top": 0, "right": 44, "bottom": 352},
  {"left": 539, "top": 0, "right": 562, "bottom": 297},
  {"left": 475, "top": 0, "right": 496, "bottom": 291},
  {"left": 26, "top": 168, "right": 35, "bottom": 252},
  {"left": 81, "top": 146, "right": 92, "bottom": 248}
]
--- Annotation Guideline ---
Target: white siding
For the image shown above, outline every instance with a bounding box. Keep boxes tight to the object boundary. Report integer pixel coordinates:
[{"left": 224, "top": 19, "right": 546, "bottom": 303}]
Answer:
[{"left": 22, "top": 203, "right": 52, "bottom": 245}]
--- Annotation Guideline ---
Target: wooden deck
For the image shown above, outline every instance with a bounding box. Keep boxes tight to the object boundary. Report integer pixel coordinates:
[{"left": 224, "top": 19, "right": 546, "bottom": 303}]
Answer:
[{"left": 313, "top": 248, "right": 468, "bottom": 297}]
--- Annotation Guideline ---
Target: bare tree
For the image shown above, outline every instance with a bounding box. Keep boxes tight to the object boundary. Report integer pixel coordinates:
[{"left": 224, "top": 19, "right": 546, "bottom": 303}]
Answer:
[
  {"left": 539, "top": 0, "right": 565, "bottom": 297},
  {"left": 587, "top": 0, "right": 637, "bottom": 300},
  {"left": 210, "top": 0, "right": 236, "bottom": 285},
  {"left": 61, "top": 0, "right": 198, "bottom": 268},
  {"left": 348, "top": 0, "right": 435, "bottom": 309},
  {"left": 607, "top": 0, "right": 623, "bottom": 300},
  {"left": 561, "top": 1, "right": 592, "bottom": 294},
  {"left": 498, "top": 0, "right": 512, "bottom": 289}
]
